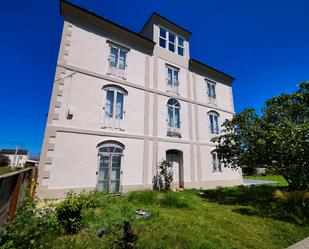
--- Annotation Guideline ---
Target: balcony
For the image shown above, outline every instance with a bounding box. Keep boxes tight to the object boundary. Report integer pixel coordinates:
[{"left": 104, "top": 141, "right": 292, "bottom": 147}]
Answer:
[
  {"left": 166, "top": 84, "right": 179, "bottom": 95},
  {"left": 208, "top": 96, "right": 217, "bottom": 105},
  {"left": 102, "top": 117, "right": 124, "bottom": 131},
  {"left": 107, "top": 64, "right": 126, "bottom": 80},
  {"left": 167, "top": 127, "right": 182, "bottom": 138}
]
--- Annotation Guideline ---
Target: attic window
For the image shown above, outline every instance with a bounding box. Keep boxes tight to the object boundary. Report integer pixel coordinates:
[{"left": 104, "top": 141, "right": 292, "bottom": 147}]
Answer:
[{"left": 159, "top": 27, "right": 184, "bottom": 56}]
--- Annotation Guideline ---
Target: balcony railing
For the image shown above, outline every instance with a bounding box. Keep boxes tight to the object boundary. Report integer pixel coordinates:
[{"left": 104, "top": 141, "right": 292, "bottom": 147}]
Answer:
[
  {"left": 167, "top": 127, "right": 182, "bottom": 138},
  {"left": 166, "top": 84, "right": 179, "bottom": 95},
  {"left": 102, "top": 116, "right": 124, "bottom": 131},
  {"left": 107, "top": 65, "right": 126, "bottom": 80},
  {"left": 208, "top": 96, "right": 217, "bottom": 105}
]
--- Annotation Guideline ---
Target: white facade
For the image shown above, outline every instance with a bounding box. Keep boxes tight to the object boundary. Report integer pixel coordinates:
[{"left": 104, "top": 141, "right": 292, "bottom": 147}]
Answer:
[{"left": 37, "top": 1, "right": 242, "bottom": 199}]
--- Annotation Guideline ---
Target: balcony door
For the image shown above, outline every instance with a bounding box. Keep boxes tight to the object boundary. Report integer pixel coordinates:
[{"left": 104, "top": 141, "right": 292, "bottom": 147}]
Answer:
[{"left": 98, "top": 142, "right": 123, "bottom": 193}]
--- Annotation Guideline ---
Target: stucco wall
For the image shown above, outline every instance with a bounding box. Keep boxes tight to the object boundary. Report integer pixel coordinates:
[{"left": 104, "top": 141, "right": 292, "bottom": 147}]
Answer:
[{"left": 38, "top": 17, "right": 242, "bottom": 199}]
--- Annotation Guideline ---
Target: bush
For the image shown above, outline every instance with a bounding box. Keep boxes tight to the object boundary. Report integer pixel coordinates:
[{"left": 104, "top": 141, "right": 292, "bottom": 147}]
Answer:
[
  {"left": 0, "top": 198, "right": 63, "bottom": 249},
  {"left": 55, "top": 191, "right": 97, "bottom": 234},
  {"left": 272, "top": 190, "right": 309, "bottom": 223}
]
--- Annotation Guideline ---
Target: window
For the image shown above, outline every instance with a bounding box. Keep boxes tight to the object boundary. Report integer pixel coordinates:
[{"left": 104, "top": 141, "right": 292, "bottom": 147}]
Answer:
[
  {"left": 208, "top": 111, "right": 219, "bottom": 134},
  {"left": 109, "top": 46, "right": 127, "bottom": 70},
  {"left": 108, "top": 45, "right": 128, "bottom": 79},
  {"left": 159, "top": 27, "right": 185, "bottom": 56},
  {"left": 212, "top": 152, "right": 222, "bottom": 172},
  {"left": 167, "top": 98, "right": 181, "bottom": 138},
  {"left": 207, "top": 81, "right": 216, "bottom": 99},
  {"left": 166, "top": 65, "right": 179, "bottom": 94},
  {"left": 177, "top": 37, "right": 184, "bottom": 56},
  {"left": 103, "top": 85, "right": 127, "bottom": 130},
  {"left": 98, "top": 141, "right": 124, "bottom": 193}
]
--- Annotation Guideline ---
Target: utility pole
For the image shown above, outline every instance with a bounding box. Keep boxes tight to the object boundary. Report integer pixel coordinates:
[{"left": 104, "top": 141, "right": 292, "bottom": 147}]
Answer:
[
  {"left": 16, "top": 142, "right": 23, "bottom": 167},
  {"left": 13, "top": 142, "right": 19, "bottom": 167}
]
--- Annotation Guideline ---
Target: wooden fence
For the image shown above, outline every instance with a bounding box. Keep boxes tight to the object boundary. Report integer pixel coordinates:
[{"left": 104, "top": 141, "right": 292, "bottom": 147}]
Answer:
[{"left": 0, "top": 167, "right": 37, "bottom": 226}]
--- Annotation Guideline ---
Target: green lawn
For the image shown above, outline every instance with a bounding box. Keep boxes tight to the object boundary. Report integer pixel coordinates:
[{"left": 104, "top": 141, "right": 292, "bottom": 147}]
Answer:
[
  {"left": 50, "top": 187, "right": 308, "bottom": 249},
  {"left": 244, "top": 175, "right": 288, "bottom": 186},
  {"left": 0, "top": 166, "right": 14, "bottom": 176}
]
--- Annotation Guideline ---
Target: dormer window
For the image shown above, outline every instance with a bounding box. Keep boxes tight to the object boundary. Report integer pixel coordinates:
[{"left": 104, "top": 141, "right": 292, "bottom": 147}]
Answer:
[{"left": 159, "top": 27, "right": 184, "bottom": 56}]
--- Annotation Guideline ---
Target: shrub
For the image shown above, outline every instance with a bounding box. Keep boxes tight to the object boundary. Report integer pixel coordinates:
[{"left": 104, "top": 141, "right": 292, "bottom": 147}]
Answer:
[
  {"left": 0, "top": 198, "right": 63, "bottom": 249},
  {"left": 55, "top": 191, "right": 97, "bottom": 234},
  {"left": 272, "top": 189, "right": 309, "bottom": 223}
]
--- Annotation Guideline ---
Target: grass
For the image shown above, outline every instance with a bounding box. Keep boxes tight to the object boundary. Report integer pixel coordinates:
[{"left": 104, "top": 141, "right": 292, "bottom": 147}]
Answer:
[
  {"left": 50, "top": 187, "right": 309, "bottom": 249},
  {"left": 0, "top": 166, "right": 14, "bottom": 175},
  {"left": 244, "top": 175, "right": 288, "bottom": 186}
]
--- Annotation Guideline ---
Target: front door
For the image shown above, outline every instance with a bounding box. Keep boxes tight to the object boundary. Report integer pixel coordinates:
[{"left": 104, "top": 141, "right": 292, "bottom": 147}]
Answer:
[{"left": 98, "top": 155, "right": 121, "bottom": 193}]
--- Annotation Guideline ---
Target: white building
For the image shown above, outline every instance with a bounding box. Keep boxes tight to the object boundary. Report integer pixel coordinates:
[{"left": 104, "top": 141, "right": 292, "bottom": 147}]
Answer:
[
  {"left": 0, "top": 149, "right": 29, "bottom": 168},
  {"left": 37, "top": 0, "right": 242, "bottom": 199}
]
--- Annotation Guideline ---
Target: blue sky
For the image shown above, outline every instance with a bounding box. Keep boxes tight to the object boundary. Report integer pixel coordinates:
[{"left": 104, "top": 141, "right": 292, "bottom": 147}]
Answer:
[{"left": 0, "top": 0, "right": 308, "bottom": 156}]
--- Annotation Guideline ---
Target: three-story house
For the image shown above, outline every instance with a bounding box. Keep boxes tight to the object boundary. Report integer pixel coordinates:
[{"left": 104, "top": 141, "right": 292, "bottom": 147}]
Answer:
[{"left": 37, "top": 0, "right": 242, "bottom": 198}]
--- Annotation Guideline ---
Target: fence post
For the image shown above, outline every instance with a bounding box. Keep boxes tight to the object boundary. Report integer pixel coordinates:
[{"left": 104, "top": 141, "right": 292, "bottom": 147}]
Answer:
[
  {"left": 7, "top": 172, "right": 24, "bottom": 223},
  {"left": 27, "top": 167, "right": 37, "bottom": 199}
]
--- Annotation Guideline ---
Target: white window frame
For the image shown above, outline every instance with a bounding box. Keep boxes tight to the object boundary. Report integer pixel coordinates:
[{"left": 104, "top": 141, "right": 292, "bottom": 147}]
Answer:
[
  {"left": 208, "top": 111, "right": 220, "bottom": 135},
  {"left": 102, "top": 86, "right": 127, "bottom": 131},
  {"left": 206, "top": 80, "right": 217, "bottom": 105},
  {"left": 211, "top": 152, "right": 222, "bottom": 173},
  {"left": 107, "top": 43, "right": 129, "bottom": 80},
  {"left": 159, "top": 26, "right": 185, "bottom": 56},
  {"left": 166, "top": 65, "right": 180, "bottom": 94},
  {"left": 167, "top": 98, "right": 181, "bottom": 138}
]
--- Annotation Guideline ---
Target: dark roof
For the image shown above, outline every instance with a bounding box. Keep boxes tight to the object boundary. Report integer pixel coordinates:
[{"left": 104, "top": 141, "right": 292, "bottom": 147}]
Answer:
[
  {"left": 60, "top": 0, "right": 155, "bottom": 48},
  {"left": 189, "top": 59, "right": 235, "bottom": 83},
  {"left": 140, "top": 12, "right": 192, "bottom": 39},
  {"left": 0, "top": 149, "right": 29, "bottom": 155}
]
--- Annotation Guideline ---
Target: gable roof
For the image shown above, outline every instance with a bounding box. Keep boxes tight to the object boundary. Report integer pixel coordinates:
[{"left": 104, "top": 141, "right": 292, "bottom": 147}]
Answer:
[
  {"left": 60, "top": 0, "right": 155, "bottom": 50},
  {"left": 140, "top": 12, "right": 192, "bottom": 39}
]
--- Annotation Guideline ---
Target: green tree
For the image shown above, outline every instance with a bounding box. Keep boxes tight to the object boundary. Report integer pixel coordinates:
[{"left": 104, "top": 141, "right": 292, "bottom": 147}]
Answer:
[{"left": 212, "top": 81, "right": 309, "bottom": 190}]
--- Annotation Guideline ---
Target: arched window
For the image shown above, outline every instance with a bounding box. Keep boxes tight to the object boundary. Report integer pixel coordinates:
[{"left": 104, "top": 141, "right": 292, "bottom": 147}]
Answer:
[
  {"left": 97, "top": 141, "right": 124, "bottom": 193},
  {"left": 102, "top": 85, "right": 127, "bottom": 130},
  {"left": 208, "top": 111, "right": 220, "bottom": 134},
  {"left": 167, "top": 98, "right": 180, "bottom": 129},
  {"left": 211, "top": 151, "right": 222, "bottom": 172}
]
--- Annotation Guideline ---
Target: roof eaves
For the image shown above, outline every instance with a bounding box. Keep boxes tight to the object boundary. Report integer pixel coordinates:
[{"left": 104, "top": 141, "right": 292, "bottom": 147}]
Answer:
[
  {"left": 140, "top": 12, "right": 192, "bottom": 37},
  {"left": 189, "top": 58, "right": 235, "bottom": 81},
  {"left": 60, "top": 0, "right": 156, "bottom": 46}
]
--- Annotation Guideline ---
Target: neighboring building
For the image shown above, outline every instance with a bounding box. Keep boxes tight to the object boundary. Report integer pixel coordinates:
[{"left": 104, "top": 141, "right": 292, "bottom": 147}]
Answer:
[
  {"left": 0, "top": 149, "right": 29, "bottom": 167},
  {"left": 37, "top": 0, "right": 242, "bottom": 199}
]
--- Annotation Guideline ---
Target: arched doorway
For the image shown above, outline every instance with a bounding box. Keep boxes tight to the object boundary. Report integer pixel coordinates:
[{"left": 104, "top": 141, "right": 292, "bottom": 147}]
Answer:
[
  {"left": 166, "top": 150, "right": 184, "bottom": 189},
  {"left": 97, "top": 141, "right": 124, "bottom": 193}
]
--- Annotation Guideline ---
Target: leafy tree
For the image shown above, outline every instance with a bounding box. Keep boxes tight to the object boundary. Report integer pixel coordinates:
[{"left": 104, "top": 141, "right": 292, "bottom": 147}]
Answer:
[
  {"left": 0, "top": 153, "right": 10, "bottom": 167},
  {"left": 212, "top": 81, "right": 309, "bottom": 190}
]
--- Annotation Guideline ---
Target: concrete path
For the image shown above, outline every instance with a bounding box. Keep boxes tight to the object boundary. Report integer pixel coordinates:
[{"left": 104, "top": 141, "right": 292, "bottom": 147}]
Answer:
[
  {"left": 243, "top": 179, "right": 277, "bottom": 186},
  {"left": 287, "top": 237, "right": 309, "bottom": 249}
]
